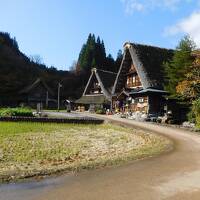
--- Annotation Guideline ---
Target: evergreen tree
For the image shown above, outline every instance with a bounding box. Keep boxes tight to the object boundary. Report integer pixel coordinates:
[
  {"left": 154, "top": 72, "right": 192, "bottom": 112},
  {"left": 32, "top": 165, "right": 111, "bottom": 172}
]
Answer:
[
  {"left": 78, "top": 34, "right": 107, "bottom": 71},
  {"left": 164, "top": 35, "right": 196, "bottom": 97},
  {"left": 115, "top": 49, "right": 123, "bottom": 72},
  {"left": 95, "top": 37, "right": 106, "bottom": 68},
  {"left": 91, "top": 58, "right": 97, "bottom": 68},
  {"left": 104, "top": 54, "right": 115, "bottom": 71},
  {"left": 78, "top": 33, "right": 121, "bottom": 73},
  {"left": 78, "top": 44, "right": 87, "bottom": 69},
  {"left": 100, "top": 40, "right": 106, "bottom": 63}
]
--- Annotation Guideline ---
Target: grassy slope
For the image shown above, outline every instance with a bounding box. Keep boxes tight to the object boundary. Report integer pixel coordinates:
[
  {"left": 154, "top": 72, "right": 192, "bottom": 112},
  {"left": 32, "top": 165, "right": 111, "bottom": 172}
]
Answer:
[{"left": 0, "top": 122, "right": 172, "bottom": 183}]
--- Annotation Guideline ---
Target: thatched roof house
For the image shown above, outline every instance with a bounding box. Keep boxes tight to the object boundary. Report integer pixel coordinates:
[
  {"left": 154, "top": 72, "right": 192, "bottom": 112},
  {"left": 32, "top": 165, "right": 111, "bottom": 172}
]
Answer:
[
  {"left": 76, "top": 68, "right": 117, "bottom": 107},
  {"left": 113, "top": 42, "right": 174, "bottom": 94},
  {"left": 19, "top": 78, "right": 56, "bottom": 108},
  {"left": 112, "top": 42, "right": 174, "bottom": 114},
  {"left": 20, "top": 78, "right": 54, "bottom": 96}
]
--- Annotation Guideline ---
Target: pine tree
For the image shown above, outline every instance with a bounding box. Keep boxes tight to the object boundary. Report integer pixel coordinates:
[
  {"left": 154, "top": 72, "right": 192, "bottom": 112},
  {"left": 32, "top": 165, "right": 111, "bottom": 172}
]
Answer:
[
  {"left": 104, "top": 54, "right": 115, "bottom": 71},
  {"left": 78, "top": 44, "right": 87, "bottom": 69},
  {"left": 100, "top": 40, "right": 106, "bottom": 63},
  {"left": 91, "top": 58, "right": 96, "bottom": 68},
  {"left": 115, "top": 49, "right": 123, "bottom": 72},
  {"left": 78, "top": 34, "right": 107, "bottom": 71},
  {"left": 164, "top": 35, "right": 196, "bottom": 97}
]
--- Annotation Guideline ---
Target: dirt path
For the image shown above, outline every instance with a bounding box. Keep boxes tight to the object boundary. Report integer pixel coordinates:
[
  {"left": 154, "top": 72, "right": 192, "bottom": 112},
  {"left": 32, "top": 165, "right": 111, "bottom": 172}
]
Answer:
[{"left": 1, "top": 114, "right": 200, "bottom": 200}]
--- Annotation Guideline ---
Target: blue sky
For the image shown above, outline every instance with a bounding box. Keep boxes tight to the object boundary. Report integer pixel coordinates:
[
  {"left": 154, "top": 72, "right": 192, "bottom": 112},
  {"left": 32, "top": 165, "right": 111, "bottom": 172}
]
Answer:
[{"left": 0, "top": 0, "right": 200, "bottom": 70}]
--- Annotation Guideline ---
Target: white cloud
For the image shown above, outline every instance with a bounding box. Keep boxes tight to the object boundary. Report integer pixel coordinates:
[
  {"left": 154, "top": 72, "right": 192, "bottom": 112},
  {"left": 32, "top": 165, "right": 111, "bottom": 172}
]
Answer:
[
  {"left": 121, "top": 0, "right": 194, "bottom": 14},
  {"left": 164, "top": 11, "right": 200, "bottom": 46},
  {"left": 121, "top": 0, "right": 145, "bottom": 14}
]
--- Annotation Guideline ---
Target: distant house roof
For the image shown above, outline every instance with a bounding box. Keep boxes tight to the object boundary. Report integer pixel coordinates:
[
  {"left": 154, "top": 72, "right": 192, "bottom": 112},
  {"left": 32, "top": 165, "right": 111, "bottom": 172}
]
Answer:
[
  {"left": 83, "top": 68, "right": 117, "bottom": 98},
  {"left": 76, "top": 68, "right": 117, "bottom": 104},
  {"left": 116, "top": 90, "right": 130, "bottom": 99},
  {"left": 112, "top": 42, "right": 174, "bottom": 94},
  {"left": 19, "top": 78, "right": 54, "bottom": 96},
  {"left": 75, "top": 95, "right": 110, "bottom": 104}
]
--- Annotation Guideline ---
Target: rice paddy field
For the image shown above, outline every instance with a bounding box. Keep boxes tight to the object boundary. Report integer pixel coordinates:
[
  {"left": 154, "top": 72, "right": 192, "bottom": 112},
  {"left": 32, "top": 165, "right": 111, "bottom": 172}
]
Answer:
[{"left": 0, "top": 122, "right": 172, "bottom": 183}]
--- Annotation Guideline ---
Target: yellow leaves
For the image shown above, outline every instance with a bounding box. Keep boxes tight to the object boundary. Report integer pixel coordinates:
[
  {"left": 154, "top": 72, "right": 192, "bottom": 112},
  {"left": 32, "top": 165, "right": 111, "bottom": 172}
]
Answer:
[
  {"left": 193, "top": 58, "right": 200, "bottom": 66},
  {"left": 176, "top": 52, "right": 200, "bottom": 100},
  {"left": 176, "top": 80, "right": 194, "bottom": 98}
]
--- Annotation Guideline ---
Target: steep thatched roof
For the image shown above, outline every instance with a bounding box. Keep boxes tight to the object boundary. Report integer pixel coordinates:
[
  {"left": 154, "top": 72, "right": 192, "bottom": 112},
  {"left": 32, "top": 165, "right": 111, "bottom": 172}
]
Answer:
[
  {"left": 19, "top": 78, "right": 54, "bottom": 96},
  {"left": 83, "top": 68, "right": 117, "bottom": 99},
  {"left": 76, "top": 68, "right": 117, "bottom": 104},
  {"left": 112, "top": 42, "right": 174, "bottom": 94}
]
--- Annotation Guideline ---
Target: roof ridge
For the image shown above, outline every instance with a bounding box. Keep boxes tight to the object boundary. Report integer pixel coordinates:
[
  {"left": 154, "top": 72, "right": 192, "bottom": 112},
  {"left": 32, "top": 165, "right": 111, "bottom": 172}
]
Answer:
[
  {"left": 124, "top": 42, "right": 174, "bottom": 51},
  {"left": 19, "top": 77, "right": 54, "bottom": 95}
]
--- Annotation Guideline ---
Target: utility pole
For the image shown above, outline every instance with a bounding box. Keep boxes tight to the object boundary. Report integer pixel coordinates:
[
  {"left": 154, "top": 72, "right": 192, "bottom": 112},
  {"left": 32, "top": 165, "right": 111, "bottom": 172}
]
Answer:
[
  {"left": 110, "top": 95, "right": 113, "bottom": 113},
  {"left": 57, "top": 82, "right": 62, "bottom": 111},
  {"left": 46, "top": 91, "right": 49, "bottom": 108}
]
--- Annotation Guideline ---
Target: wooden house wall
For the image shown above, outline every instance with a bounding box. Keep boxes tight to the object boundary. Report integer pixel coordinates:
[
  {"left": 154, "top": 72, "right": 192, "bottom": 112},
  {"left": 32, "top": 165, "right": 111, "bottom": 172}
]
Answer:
[
  {"left": 85, "top": 75, "right": 103, "bottom": 95},
  {"left": 129, "top": 96, "right": 148, "bottom": 113},
  {"left": 126, "top": 63, "right": 142, "bottom": 89},
  {"left": 148, "top": 95, "right": 164, "bottom": 115},
  {"left": 113, "top": 94, "right": 165, "bottom": 115}
]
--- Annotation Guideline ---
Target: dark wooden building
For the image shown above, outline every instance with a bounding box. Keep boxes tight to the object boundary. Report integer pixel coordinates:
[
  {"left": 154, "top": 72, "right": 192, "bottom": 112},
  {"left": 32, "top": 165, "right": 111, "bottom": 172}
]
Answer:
[
  {"left": 19, "top": 78, "right": 56, "bottom": 108},
  {"left": 76, "top": 68, "right": 117, "bottom": 111},
  {"left": 112, "top": 42, "right": 174, "bottom": 115}
]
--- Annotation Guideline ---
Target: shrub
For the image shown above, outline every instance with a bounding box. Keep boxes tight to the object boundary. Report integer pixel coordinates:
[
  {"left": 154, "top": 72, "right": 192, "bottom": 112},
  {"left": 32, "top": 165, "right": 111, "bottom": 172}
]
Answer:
[
  {"left": 0, "top": 107, "right": 33, "bottom": 117},
  {"left": 187, "top": 109, "right": 196, "bottom": 123},
  {"left": 189, "top": 99, "right": 200, "bottom": 127},
  {"left": 95, "top": 108, "right": 106, "bottom": 115}
]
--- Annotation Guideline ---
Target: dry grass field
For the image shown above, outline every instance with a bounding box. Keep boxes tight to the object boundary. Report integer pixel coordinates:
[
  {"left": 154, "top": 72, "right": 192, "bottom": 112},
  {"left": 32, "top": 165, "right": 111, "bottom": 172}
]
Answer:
[{"left": 0, "top": 122, "right": 172, "bottom": 182}]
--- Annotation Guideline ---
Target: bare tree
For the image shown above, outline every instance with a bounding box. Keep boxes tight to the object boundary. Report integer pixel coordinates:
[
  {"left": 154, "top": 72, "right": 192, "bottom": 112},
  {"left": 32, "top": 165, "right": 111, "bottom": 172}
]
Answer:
[
  {"left": 69, "top": 60, "right": 77, "bottom": 72},
  {"left": 29, "top": 54, "right": 43, "bottom": 64}
]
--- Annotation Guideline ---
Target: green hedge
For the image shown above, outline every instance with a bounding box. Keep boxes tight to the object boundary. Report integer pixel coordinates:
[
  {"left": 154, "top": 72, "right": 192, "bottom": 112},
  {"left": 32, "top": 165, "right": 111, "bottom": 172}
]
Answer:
[{"left": 0, "top": 108, "right": 33, "bottom": 117}]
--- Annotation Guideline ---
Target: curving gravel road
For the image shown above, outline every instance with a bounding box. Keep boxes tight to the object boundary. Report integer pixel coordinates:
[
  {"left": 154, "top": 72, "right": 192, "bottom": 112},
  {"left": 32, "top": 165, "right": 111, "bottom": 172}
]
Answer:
[{"left": 1, "top": 114, "right": 200, "bottom": 200}]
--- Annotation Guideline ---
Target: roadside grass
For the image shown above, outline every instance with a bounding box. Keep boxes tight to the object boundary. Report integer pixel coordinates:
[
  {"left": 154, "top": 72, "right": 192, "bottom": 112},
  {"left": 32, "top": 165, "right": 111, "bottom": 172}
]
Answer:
[
  {"left": 0, "top": 107, "right": 33, "bottom": 117},
  {"left": 0, "top": 122, "right": 172, "bottom": 183}
]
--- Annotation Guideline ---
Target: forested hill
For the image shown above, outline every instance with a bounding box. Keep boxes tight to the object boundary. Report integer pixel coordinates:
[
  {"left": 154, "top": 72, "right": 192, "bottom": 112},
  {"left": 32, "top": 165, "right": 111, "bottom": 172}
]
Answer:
[
  {"left": 0, "top": 32, "right": 78, "bottom": 105},
  {"left": 0, "top": 32, "right": 122, "bottom": 106},
  {"left": 0, "top": 32, "right": 44, "bottom": 97}
]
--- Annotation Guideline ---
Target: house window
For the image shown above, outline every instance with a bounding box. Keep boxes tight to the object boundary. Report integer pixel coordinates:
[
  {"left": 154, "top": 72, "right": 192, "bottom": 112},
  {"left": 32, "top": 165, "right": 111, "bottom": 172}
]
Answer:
[
  {"left": 126, "top": 74, "right": 142, "bottom": 88},
  {"left": 138, "top": 98, "right": 144, "bottom": 103},
  {"left": 132, "top": 76, "right": 136, "bottom": 83},
  {"left": 90, "top": 81, "right": 102, "bottom": 94}
]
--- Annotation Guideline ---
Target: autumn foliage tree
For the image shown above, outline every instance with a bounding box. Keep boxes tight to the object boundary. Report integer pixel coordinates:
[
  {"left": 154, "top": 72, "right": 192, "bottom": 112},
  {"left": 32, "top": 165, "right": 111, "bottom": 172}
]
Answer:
[
  {"left": 164, "top": 36, "right": 196, "bottom": 97},
  {"left": 176, "top": 50, "right": 200, "bottom": 125},
  {"left": 176, "top": 51, "right": 200, "bottom": 101}
]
